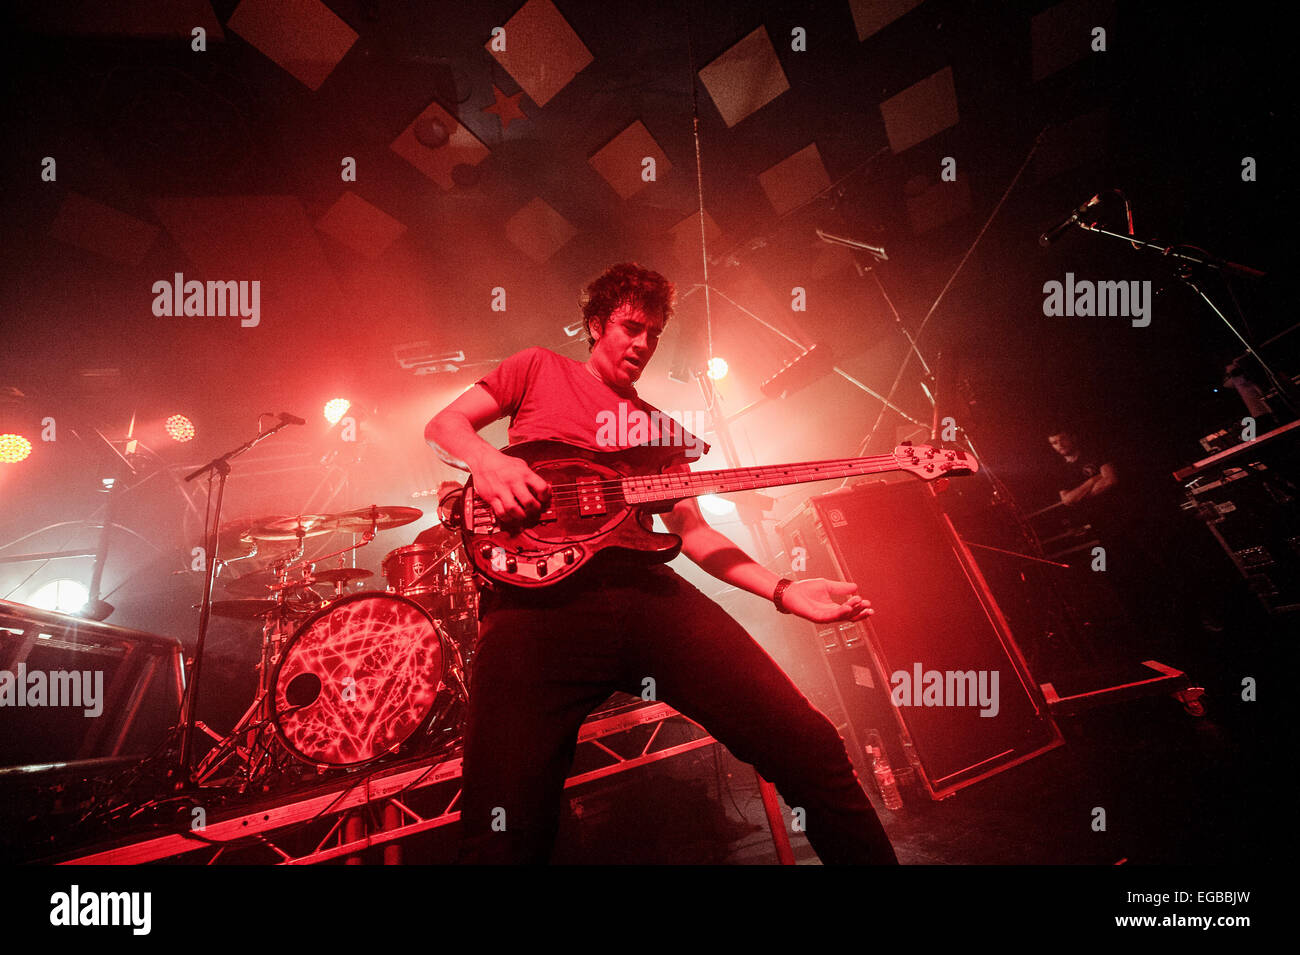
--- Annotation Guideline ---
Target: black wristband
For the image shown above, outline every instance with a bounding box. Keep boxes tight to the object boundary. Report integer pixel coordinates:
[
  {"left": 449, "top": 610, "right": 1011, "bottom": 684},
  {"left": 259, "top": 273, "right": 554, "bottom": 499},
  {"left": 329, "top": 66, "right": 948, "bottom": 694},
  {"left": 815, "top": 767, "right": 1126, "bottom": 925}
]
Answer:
[{"left": 773, "top": 577, "right": 794, "bottom": 614}]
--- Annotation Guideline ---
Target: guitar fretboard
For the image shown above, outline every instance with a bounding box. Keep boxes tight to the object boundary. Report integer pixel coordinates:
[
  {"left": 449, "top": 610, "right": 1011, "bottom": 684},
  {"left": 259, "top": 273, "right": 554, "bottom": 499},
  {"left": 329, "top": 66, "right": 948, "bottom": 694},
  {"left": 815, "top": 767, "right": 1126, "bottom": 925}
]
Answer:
[{"left": 621, "top": 455, "right": 901, "bottom": 504}]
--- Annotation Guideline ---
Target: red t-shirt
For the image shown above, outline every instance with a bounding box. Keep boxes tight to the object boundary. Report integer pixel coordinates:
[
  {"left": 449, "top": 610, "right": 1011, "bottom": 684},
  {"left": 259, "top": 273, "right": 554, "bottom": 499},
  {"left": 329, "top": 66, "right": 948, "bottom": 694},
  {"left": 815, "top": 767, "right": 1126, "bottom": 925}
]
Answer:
[{"left": 475, "top": 347, "right": 709, "bottom": 467}]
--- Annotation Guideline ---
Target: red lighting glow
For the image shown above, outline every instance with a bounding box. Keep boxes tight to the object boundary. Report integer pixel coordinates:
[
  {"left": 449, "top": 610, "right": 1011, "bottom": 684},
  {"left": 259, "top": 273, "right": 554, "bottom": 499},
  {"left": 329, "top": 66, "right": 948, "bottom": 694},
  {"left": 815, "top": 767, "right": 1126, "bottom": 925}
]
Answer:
[
  {"left": 707, "top": 357, "right": 728, "bottom": 380},
  {"left": 324, "top": 398, "right": 351, "bottom": 425},
  {"left": 165, "top": 414, "right": 195, "bottom": 443},
  {"left": 0, "top": 434, "right": 33, "bottom": 463}
]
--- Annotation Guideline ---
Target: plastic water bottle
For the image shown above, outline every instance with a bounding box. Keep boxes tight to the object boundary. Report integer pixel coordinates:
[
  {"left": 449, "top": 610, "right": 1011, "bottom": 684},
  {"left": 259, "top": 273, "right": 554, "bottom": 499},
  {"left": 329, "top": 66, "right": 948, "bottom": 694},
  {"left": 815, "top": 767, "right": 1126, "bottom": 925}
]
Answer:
[{"left": 865, "top": 731, "right": 904, "bottom": 810}]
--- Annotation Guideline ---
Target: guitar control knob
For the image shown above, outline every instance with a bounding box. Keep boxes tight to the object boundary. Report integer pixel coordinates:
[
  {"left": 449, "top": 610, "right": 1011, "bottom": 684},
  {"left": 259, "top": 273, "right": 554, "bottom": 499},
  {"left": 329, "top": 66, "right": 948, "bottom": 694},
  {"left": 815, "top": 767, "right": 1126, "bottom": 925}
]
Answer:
[
  {"left": 563, "top": 548, "right": 576, "bottom": 564},
  {"left": 505, "top": 557, "right": 517, "bottom": 574},
  {"left": 536, "top": 560, "right": 548, "bottom": 577},
  {"left": 478, "top": 544, "right": 493, "bottom": 560}
]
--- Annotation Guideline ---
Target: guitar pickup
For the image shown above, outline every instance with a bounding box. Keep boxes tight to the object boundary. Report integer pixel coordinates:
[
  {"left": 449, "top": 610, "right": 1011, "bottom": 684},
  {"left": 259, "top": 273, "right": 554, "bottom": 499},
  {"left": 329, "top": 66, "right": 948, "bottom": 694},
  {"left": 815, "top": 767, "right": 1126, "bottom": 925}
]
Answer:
[{"left": 576, "top": 478, "right": 607, "bottom": 516}]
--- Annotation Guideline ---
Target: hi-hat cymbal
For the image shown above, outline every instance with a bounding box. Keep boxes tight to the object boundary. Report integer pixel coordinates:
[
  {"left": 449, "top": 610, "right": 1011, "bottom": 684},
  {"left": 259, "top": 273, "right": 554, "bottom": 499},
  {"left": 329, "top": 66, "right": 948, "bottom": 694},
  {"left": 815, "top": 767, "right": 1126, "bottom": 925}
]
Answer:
[
  {"left": 245, "top": 514, "right": 339, "bottom": 541},
  {"left": 193, "top": 520, "right": 259, "bottom": 560},
  {"left": 298, "top": 568, "right": 374, "bottom": 587},
  {"left": 223, "top": 570, "right": 315, "bottom": 597},
  {"left": 208, "top": 599, "right": 300, "bottom": 620},
  {"left": 333, "top": 505, "right": 423, "bottom": 532}
]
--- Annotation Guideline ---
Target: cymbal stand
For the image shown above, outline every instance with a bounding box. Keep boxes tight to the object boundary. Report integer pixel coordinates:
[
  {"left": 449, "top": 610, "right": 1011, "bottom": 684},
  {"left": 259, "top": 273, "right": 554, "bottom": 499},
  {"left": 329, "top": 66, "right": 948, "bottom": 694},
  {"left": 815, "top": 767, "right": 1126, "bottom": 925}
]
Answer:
[{"left": 177, "top": 417, "right": 301, "bottom": 786}]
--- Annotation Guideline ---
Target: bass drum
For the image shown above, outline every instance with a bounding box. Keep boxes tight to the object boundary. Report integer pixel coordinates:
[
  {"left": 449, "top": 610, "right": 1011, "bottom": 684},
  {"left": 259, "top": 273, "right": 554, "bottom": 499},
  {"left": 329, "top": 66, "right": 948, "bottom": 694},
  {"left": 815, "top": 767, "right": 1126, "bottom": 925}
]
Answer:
[{"left": 270, "top": 592, "right": 463, "bottom": 768}]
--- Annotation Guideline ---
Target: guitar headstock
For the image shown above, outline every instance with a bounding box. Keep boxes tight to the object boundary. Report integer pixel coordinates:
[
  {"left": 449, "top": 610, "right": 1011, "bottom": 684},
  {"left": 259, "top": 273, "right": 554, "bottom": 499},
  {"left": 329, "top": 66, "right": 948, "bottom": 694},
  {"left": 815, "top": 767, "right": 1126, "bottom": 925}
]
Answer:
[{"left": 893, "top": 444, "right": 980, "bottom": 480}]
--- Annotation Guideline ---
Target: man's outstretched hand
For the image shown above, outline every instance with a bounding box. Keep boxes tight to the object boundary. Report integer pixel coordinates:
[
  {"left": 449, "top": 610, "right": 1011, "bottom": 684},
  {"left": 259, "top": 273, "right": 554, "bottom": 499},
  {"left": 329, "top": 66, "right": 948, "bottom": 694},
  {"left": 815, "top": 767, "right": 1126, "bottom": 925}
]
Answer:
[{"left": 780, "top": 578, "right": 874, "bottom": 623}]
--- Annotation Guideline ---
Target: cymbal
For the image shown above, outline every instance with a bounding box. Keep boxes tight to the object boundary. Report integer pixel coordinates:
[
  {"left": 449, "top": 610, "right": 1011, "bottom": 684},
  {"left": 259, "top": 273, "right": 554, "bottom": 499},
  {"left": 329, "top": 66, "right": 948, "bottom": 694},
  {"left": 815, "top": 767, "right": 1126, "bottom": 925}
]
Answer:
[
  {"left": 245, "top": 514, "right": 338, "bottom": 541},
  {"left": 193, "top": 520, "right": 258, "bottom": 560},
  {"left": 332, "top": 505, "right": 423, "bottom": 532},
  {"left": 222, "top": 570, "right": 311, "bottom": 597},
  {"left": 208, "top": 599, "right": 300, "bottom": 620},
  {"left": 299, "top": 568, "right": 374, "bottom": 587}
]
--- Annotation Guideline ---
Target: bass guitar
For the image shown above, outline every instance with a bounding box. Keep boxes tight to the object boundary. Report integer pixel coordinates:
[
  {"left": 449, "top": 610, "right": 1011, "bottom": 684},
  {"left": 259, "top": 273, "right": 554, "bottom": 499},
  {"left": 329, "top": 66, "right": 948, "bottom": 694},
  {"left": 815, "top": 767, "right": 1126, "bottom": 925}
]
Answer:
[{"left": 452, "top": 439, "right": 978, "bottom": 588}]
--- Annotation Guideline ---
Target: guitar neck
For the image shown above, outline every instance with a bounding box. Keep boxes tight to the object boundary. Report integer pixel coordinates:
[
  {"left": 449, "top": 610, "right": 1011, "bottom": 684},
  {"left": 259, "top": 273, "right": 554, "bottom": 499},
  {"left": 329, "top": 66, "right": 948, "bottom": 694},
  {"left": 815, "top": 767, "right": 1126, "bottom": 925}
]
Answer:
[{"left": 621, "top": 454, "right": 904, "bottom": 505}]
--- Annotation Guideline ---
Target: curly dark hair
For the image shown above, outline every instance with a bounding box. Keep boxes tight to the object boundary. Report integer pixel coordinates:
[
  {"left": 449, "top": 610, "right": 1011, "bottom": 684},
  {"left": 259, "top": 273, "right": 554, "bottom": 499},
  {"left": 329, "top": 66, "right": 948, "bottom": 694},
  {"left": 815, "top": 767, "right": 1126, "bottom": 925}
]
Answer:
[{"left": 579, "top": 262, "right": 675, "bottom": 350}]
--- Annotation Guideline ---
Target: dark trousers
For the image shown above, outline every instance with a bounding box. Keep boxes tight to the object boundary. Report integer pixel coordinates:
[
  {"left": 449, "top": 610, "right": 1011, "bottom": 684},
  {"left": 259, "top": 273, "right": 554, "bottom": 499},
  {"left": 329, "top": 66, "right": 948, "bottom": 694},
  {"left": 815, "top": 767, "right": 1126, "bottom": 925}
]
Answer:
[{"left": 456, "top": 561, "right": 898, "bottom": 864}]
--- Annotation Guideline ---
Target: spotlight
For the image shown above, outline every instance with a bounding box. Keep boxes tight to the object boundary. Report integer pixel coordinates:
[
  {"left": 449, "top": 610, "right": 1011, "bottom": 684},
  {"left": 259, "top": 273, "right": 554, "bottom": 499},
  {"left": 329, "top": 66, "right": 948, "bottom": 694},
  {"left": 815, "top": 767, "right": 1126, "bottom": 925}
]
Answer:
[
  {"left": 165, "top": 414, "right": 195, "bottom": 442},
  {"left": 699, "top": 494, "right": 736, "bottom": 517},
  {"left": 324, "top": 398, "right": 351, "bottom": 425},
  {"left": 0, "top": 433, "right": 33, "bottom": 463},
  {"left": 29, "top": 579, "right": 89, "bottom": 614},
  {"left": 706, "top": 357, "right": 728, "bottom": 380}
]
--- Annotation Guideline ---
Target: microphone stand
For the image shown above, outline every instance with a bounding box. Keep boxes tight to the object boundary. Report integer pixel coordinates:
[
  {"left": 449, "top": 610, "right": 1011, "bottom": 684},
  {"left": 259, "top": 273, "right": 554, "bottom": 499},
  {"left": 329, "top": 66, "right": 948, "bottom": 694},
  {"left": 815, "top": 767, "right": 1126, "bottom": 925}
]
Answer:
[
  {"left": 1075, "top": 222, "right": 1297, "bottom": 415},
  {"left": 174, "top": 417, "right": 300, "bottom": 787}
]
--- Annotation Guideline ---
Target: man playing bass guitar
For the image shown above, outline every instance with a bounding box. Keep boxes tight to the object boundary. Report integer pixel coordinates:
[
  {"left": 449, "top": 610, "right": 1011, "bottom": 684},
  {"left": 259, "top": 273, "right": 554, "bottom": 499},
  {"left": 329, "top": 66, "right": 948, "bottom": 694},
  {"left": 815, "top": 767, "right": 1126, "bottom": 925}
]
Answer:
[{"left": 426, "top": 262, "right": 898, "bottom": 865}]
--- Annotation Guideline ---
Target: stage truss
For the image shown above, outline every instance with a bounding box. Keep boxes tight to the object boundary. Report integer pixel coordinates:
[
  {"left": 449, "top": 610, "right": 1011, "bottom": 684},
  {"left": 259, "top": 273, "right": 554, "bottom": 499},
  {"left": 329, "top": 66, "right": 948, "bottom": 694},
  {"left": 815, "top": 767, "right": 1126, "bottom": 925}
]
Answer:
[{"left": 58, "top": 700, "right": 793, "bottom": 865}]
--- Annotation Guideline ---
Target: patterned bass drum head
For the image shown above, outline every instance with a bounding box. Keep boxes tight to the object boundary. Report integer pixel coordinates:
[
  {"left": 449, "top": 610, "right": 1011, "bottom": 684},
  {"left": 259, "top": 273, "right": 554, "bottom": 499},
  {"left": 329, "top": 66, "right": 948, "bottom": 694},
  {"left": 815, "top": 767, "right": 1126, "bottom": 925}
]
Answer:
[{"left": 270, "top": 591, "right": 447, "bottom": 767}]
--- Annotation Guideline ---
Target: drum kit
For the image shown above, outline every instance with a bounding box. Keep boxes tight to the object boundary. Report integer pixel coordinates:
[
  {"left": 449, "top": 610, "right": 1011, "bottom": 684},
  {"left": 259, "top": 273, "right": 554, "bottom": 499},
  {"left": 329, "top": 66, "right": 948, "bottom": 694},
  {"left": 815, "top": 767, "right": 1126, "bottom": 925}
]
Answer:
[{"left": 193, "top": 502, "right": 476, "bottom": 788}]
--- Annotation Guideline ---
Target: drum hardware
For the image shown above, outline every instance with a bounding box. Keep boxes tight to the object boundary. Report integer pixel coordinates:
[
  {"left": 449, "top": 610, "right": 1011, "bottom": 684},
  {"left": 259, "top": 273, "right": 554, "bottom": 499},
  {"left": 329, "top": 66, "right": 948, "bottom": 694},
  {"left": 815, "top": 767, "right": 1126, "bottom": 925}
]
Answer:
[
  {"left": 184, "top": 497, "right": 484, "bottom": 788},
  {"left": 189, "top": 503, "right": 487, "bottom": 788}
]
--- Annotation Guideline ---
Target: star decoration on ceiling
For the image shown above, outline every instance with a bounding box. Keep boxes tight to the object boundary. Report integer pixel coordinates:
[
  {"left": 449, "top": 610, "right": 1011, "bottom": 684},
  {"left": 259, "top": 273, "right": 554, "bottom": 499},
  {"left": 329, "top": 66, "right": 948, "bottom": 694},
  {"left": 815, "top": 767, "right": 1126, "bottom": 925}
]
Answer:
[{"left": 482, "top": 85, "right": 527, "bottom": 131}]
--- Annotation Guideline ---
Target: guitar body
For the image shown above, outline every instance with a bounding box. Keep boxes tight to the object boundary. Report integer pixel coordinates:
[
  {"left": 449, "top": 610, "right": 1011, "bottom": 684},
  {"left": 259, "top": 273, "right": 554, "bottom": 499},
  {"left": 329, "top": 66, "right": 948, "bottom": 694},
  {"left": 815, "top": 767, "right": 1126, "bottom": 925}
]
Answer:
[{"left": 460, "top": 440, "right": 683, "bottom": 589}]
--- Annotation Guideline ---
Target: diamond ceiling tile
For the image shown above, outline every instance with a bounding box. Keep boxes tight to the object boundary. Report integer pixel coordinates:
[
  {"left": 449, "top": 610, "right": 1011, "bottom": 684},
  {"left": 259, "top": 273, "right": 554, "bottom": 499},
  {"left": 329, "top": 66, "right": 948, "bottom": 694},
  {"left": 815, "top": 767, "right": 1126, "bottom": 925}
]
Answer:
[
  {"left": 1032, "top": 0, "right": 1113, "bottom": 82},
  {"left": 504, "top": 197, "right": 577, "bottom": 263},
  {"left": 880, "top": 66, "right": 959, "bottom": 153},
  {"left": 316, "top": 192, "right": 407, "bottom": 259},
  {"left": 698, "top": 26, "right": 791, "bottom": 128},
  {"left": 486, "top": 0, "right": 594, "bottom": 107},
  {"left": 150, "top": 196, "right": 337, "bottom": 294},
  {"left": 589, "top": 121, "right": 672, "bottom": 200},
  {"left": 48, "top": 193, "right": 160, "bottom": 266},
  {"left": 758, "top": 143, "right": 832, "bottom": 217},
  {"left": 848, "top": 0, "right": 925, "bottom": 42},
  {"left": 391, "top": 100, "right": 491, "bottom": 189},
  {"left": 670, "top": 209, "right": 723, "bottom": 266},
  {"left": 227, "top": 0, "right": 358, "bottom": 92},
  {"left": 905, "top": 176, "right": 972, "bottom": 234}
]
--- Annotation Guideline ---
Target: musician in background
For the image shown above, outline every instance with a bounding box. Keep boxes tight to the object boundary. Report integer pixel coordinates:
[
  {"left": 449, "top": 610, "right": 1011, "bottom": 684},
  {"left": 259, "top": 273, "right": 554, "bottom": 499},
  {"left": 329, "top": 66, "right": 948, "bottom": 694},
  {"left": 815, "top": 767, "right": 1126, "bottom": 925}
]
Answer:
[
  {"left": 1048, "top": 426, "right": 1186, "bottom": 653},
  {"left": 412, "top": 480, "right": 464, "bottom": 547},
  {"left": 426, "top": 262, "right": 897, "bottom": 865}
]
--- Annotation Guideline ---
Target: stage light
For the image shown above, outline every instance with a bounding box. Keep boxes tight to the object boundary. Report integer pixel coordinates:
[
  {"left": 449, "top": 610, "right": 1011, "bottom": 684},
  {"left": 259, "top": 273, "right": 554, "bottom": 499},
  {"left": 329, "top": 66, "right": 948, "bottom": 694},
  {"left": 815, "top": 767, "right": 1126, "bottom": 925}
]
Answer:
[
  {"left": 0, "top": 433, "right": 33, "bottom": 463},
  {"left": 29, "top": 579, "right": 90, "bottom": 614},
  {"left": 699, "top": 493, "right": 736, "bottom": 517},
  {"left": 324, "top": 398, "right": 351, "bottom": 425},
  {"left": 165, "top": 414, "right": 195, "bottom": 442},
  {"left": 707, "top": 357, "right": 728, "bottom": 380}
]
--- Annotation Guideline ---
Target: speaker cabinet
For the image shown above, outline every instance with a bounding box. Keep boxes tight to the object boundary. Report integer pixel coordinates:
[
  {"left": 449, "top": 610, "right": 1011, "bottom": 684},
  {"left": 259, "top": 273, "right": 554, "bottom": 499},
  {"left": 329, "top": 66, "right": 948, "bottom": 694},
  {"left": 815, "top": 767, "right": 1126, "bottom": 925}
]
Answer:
[{"left": 777, "top": 479, "right": 1062, "bottom": 799}]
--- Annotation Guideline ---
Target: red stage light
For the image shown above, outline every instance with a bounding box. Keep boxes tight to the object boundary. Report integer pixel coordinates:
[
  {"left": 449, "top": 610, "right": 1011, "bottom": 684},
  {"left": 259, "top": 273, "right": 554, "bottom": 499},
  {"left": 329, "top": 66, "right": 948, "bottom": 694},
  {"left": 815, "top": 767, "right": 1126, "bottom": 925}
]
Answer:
[
  {"left": 707, "top": 356, "right": 728, "bottom": 380},
  {"left": 165, "top": 414, "right": 195, "bottom": 443},
  {"left": 324, "top": 398, "right": 351, "bottom": 425},
  {"left": 0, "top": 433, "right": 33, "bottom": 463}
]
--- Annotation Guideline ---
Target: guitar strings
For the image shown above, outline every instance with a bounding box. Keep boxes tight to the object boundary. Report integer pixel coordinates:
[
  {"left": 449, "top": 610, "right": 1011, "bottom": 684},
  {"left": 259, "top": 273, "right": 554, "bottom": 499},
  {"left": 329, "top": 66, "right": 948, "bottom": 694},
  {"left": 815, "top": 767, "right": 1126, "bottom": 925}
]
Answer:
[{"left": 493, "top": 453, "right": 909, "bottom": 506}]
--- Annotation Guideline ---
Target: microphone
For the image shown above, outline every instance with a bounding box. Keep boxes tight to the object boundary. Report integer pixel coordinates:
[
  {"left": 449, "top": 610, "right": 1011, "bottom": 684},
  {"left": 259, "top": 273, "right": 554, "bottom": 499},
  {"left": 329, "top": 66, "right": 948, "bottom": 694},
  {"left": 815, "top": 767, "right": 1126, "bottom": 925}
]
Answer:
[
  {"left": 278, "top": 412, "right": 306, "bottom": 425},
  {"left": 1038, "top": 193, "right": 1104, "bottom": 247},
  {"left": 815, "top": 229, "right": 888, "bottom": 260}
]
